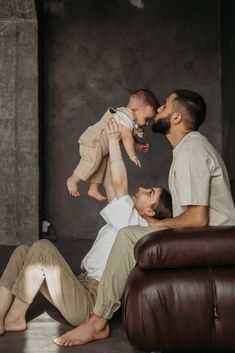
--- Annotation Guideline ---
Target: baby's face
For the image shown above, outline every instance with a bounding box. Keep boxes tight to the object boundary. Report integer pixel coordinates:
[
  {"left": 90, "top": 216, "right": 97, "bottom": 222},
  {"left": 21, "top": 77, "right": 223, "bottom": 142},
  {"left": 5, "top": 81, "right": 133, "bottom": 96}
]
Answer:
[{"left": 134, "top": 105, "right": 156, "bottom": 127}]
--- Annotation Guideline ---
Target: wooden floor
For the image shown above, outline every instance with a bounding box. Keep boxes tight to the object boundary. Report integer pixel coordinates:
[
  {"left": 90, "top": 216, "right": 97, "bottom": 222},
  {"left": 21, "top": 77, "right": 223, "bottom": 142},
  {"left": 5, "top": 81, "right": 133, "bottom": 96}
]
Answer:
[
  {"left": 0, "top": 311, "right": 142, "bottom": 353},
  {"left": 0, "top": 239, "right": 148, "bottom": 353}
]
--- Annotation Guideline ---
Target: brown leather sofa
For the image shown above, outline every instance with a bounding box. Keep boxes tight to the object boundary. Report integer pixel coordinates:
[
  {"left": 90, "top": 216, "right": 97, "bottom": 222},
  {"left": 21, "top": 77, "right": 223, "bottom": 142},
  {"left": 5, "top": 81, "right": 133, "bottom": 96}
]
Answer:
[
  {"left": 122, "top": 181, "right": 235, "bottom": 352},
  {"left": 122, "top": 226, "right": 235, "bottom": 352}
]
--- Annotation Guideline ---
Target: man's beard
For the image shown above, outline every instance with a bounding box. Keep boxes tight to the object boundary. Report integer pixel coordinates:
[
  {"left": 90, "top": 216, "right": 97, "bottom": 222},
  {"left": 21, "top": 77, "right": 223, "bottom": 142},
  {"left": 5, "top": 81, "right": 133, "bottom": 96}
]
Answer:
[{"left": 151, "top": 114, "right": 171, "bottom": 135}]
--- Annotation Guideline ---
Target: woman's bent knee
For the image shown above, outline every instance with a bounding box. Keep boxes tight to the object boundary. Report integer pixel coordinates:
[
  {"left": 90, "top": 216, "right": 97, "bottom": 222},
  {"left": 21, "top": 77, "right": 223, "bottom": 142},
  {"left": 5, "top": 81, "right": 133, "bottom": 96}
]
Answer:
[
  {"left": 30, "top": 239, "right": 53, "bottom": 250},
  {"left": 14, "top": 244, "right": 30, "bottom": 256}
]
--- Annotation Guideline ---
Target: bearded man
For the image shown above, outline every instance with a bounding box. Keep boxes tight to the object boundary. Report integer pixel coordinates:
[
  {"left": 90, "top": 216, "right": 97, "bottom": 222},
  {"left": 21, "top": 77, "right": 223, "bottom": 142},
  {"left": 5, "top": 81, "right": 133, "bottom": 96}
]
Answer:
[{"left": 54, "top": 89, "right": 235, "bottom": 347}]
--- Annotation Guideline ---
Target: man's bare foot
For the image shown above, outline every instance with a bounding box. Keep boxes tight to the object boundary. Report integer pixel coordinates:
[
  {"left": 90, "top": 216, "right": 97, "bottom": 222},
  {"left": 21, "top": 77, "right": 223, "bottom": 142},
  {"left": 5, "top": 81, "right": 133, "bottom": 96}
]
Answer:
[
  {"left": 88, "top": 189, "right": 106, "bottom": 201},
  {"left": 67, "top": 176, "right": 80, "bottom": 197},
  {"left": 53, "top": 315, "right": 110, "bottom": 347},
  {"left": 4, "top": 313, "right": 27, "bottom": 332}
]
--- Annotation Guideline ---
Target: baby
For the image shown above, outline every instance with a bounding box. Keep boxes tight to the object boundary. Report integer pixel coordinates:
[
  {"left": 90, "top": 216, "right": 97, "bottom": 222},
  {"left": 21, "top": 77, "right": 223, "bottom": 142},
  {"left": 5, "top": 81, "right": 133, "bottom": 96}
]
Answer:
[{"left": 67, "top": 89, "right": 158, "bottom": 201}]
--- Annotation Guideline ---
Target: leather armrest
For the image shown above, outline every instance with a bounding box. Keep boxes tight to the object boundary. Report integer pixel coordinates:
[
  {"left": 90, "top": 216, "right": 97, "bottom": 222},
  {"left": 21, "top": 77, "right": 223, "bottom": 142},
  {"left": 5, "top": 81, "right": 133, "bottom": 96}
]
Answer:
[{"left": 134, "top": 226, "right": 235, "bottom": 269}]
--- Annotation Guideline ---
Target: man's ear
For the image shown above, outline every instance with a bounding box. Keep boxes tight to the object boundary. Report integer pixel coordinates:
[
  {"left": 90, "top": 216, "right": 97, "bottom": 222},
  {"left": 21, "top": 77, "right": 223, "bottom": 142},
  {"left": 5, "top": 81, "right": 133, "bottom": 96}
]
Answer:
[
  {"left": 145, "top": 208, "right": 155, "bottom": 217},
  {"left": 171, "top": 112, "right": 182, "bottom": 125}
]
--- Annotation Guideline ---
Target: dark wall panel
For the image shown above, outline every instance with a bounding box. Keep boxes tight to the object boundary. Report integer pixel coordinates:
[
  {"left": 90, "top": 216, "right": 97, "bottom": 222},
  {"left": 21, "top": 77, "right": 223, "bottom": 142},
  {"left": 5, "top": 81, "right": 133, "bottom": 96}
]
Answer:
[
  {"left": 43, "top": 0, "right": 221, "bottom": 239},
  {"left": 222, "top": 0, "right": 235, "bottom": 180}
]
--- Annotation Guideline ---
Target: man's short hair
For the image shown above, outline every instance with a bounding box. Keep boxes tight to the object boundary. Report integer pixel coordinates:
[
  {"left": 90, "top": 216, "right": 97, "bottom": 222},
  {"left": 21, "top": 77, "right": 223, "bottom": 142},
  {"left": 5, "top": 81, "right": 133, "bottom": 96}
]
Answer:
[
  {"left": 130, "top": 89, "right": 160, "bottom": 111},
  {"left": 172, "top": 89, "right": 206, "bottom": 130}
]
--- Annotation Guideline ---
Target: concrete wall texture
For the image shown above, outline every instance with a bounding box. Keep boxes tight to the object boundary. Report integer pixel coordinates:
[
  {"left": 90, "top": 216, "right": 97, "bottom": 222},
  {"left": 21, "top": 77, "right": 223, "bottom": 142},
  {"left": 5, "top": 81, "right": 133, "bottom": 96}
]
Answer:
[
  {"left": 222, "top": 0, "right": 235, "bottom": 180},
  {"left": 43, "top": 0, "right": 222, "bottom": 239},
  {"left": 0, "top": 0, "right": 38, "bottom": 244}
]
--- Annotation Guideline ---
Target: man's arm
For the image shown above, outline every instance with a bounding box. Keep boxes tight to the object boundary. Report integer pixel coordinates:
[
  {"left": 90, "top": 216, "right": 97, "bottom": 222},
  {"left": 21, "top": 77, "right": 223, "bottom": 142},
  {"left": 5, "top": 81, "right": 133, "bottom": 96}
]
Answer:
[
  {"left": 146, "top": 205, "right": 209, "bottom": 228},
  {"left": 107, "top": 119, "right": 128, "bottom": 199}
]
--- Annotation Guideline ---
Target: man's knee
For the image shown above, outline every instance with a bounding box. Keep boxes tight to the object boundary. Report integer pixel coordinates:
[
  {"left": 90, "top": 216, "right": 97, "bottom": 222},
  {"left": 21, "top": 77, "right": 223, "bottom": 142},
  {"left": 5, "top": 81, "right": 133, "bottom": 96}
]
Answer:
[
  {"left": 116, "top": 225, "right": 143, "bottom": 243},
  {"left": 116, "top": 227, "right": 130, "bottom": 244},
  {"left": 115, "top": 227, "right": 137, "bottom": 250}
]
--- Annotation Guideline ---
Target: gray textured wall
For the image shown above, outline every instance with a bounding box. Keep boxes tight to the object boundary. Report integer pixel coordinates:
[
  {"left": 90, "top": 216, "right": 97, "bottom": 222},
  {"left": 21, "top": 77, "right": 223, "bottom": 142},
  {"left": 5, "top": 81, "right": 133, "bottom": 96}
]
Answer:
[
  {"left": 222, "top": 0, "right": 235, "bottom": 180},
  {"left": 43, "top": 0, "right": 221, "bottom": 239},
  {"left": 0, "top": 0, "right": 38, "bottom": 244}
]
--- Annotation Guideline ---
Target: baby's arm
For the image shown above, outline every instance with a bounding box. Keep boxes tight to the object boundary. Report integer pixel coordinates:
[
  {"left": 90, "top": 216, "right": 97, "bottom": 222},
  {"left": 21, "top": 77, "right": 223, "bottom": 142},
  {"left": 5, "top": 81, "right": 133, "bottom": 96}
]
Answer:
[{"left": 120, "top": 126, "right": 141, "bottom": 167}]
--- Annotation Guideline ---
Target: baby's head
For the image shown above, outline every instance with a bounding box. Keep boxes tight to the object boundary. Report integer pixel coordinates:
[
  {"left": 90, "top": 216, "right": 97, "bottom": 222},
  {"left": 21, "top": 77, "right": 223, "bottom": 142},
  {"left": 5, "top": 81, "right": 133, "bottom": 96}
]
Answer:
[
  {"left": 132, "top": 186, "right": 172, "bottom": 220},
  {"left": 127, "top": 89, "right": 159, "bottom": 127}
]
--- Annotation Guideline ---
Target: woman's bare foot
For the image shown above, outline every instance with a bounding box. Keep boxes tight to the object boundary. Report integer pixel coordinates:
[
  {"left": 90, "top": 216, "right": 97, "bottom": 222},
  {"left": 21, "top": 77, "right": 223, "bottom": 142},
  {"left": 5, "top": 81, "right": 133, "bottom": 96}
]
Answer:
[
  {"left": 66, "top": 174, "right": 81, "bottom": 197},
  {"left": 0, "top": 286, "right": 15, "bottom": 336},
  {"left": 53, "top": 315, "right": 110, "bottom": 347},
  {"left": 0, "top": 316, "right": 5, "bottom": 336},
  {"left": 88, "top": 189, "right": 106, "bottom": 201},
  {"left": 4, "top": 312, "right": 27, "bottom": 332}
]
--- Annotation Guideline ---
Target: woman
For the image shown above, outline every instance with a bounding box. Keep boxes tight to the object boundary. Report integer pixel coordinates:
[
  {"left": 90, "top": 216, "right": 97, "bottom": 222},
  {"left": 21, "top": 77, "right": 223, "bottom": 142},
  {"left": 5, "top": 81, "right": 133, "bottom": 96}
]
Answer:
[{"left": 0, "top": 119, "right": 172, "bottom": 337}]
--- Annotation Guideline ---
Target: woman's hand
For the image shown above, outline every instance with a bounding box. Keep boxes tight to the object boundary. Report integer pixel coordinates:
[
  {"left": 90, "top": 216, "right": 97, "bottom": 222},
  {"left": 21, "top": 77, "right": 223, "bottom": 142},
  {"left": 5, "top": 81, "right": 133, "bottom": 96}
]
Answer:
[{"left": 106, "top": 118, "right": 121, "bottom": 140}]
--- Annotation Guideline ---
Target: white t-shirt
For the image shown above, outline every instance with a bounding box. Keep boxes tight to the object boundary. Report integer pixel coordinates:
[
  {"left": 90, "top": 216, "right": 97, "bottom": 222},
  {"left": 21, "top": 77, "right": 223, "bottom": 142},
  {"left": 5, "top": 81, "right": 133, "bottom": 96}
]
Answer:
[
  {"left": 113, "top": 109, "right": 134, "bottom": 130},
  {"left": 169, "top": 131, "right": 235, "bottom": 225},
  {"left": 81, "top": 195, "right": 148, "bottom": 281}
]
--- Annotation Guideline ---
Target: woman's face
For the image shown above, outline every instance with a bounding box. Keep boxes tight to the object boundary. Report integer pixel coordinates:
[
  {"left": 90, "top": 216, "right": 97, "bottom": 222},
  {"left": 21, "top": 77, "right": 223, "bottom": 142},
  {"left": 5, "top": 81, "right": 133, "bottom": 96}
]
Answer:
[{"left": 132, "top": 187, "right": 162, "bottom": 217}]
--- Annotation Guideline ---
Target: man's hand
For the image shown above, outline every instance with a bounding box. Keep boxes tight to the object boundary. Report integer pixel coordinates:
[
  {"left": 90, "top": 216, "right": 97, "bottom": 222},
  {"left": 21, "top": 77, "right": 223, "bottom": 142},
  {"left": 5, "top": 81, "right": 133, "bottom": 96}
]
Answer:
[
  {"left": 130, "top": 154, "right": 141, "bottom": 168},
  {"left": 135, "top": 142, "right": 150, "bottom": 154},
  {"left": 144, "top": 205, "right": 209, "bottom": 228},
  {"left": 143, "top": 215, "right": 169, "bottom": 227}
]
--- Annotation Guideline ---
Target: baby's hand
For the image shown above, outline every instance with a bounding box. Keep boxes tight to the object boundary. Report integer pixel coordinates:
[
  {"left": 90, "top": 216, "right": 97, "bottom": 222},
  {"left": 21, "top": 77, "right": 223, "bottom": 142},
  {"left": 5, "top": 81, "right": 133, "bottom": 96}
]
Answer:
[
  {"left": 135, "top": 143, "right": 150, "bottom": 153},
  {"left": 130, "top": 155, "right": 141, "bottom": 168}
]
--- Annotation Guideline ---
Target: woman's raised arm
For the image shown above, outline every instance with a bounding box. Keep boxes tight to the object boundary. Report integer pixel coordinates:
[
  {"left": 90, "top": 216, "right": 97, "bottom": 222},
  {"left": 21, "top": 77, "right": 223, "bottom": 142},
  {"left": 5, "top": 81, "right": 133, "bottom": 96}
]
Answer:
[{"left": 106, "top": 119, "right": 128, "bottom": 199}]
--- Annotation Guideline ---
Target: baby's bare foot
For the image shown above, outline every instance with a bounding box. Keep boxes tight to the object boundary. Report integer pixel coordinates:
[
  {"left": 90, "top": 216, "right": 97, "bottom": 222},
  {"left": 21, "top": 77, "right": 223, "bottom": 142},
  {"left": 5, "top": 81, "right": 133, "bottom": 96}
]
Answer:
[
  {"left": 88, "top": 189, "right": 106, "bottom": 201},
  {"left": 67, "top": 177, "right": 80, "bottom": 197},
  {"left": 4, "top": 314, "right": 27, "bottom": 332}
]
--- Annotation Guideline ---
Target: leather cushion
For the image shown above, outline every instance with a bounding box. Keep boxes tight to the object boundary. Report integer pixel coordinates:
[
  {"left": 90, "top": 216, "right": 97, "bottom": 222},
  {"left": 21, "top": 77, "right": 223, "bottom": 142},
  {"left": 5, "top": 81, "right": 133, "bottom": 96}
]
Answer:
[{"left": 134, "top": 226, "right": 235, "bottom": 270}]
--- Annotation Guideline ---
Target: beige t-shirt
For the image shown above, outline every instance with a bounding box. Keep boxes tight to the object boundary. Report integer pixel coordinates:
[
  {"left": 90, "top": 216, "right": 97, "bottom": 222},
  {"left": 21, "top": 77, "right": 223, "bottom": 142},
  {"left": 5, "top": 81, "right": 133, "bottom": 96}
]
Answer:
[{"left": 169, "top": 131, "right": 235, "bottom": 225}]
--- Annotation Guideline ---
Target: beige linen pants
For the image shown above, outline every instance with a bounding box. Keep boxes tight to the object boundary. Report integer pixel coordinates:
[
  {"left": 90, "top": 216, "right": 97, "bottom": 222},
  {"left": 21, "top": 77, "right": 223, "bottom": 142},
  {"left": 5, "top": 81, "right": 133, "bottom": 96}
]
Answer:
[
  {"left": 74, "top": 129, "right": 109, "bottom": 184},
  {"left": 93, "top": 225, "right": 159, "bottom": 319},
  {"left": 0, "top": 239, "right": 98, "bottom": 326}
]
